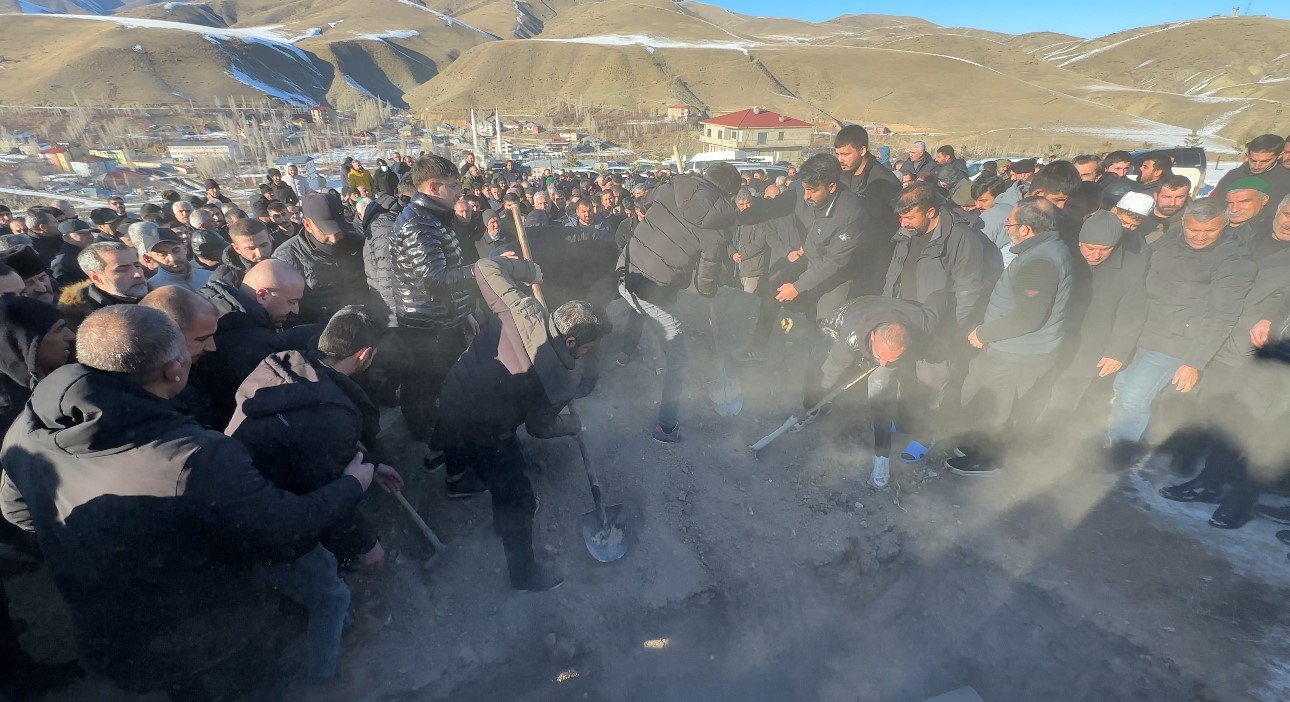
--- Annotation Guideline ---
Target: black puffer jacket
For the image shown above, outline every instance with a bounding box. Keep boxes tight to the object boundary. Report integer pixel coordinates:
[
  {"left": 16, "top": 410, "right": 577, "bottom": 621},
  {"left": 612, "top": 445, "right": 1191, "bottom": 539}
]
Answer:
[
  {"left": 389, "top": 193, "right": 476, "bottom": 330},
  {"left": 359, "top": 194, "right": 404, "bottom": 326},
  {"left": 1138, "top": 231, "right": 1255, "bottom": 369},
  {"left": 0, "top": 364, "right": 362, "bottom": 693},
  {"left": 617, "top": 174, "right": 737, "bottom": 303},
  {"left": 373, "top": 163, "right": 398, "bottom": 198},
  {"left": 226, "top": 350, "right": 384, "bottom": 562},
  {"left": 809, "top": 295, "right": 943, "bottom": 406},
  {"left": 195, "top": 279, "right": 321, "bottom": 427},
  {"left": 272, "top": 229, "right": 367, "bottom": 325}
]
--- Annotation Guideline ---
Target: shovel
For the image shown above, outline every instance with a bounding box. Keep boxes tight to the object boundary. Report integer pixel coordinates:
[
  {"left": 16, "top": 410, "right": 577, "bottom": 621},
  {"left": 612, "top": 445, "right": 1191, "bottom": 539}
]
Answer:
[
  {"left": 750, "top": 365, "right": 877, "bottom": 457},
  {"left": 511, "top": 207, "right": 629, "bottom": 562},
  {"left": 707, "top": 300, "right": 743, "bottom": 416}
]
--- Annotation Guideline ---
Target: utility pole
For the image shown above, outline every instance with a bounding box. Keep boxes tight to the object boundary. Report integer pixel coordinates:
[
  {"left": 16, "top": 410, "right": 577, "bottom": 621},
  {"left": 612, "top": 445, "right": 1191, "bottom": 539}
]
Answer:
[
  {"left": 495, "top": 109, "right": 503, "bottom": 158},
  {"left": 470, "top": 106, "right": 480, "bottom": 158}
]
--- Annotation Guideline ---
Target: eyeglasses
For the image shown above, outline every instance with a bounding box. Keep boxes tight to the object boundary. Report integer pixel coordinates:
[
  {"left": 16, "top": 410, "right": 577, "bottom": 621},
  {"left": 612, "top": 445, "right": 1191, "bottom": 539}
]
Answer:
[{"left": 1004, "top": 223, "right": 1023, "bottom": 229}]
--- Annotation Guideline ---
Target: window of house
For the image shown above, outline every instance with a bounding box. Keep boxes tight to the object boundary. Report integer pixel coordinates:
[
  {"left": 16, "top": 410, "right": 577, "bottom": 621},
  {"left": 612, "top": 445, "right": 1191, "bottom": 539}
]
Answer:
[
  {"left": 706, "top": 128, "right": 712, "bottom": 137},
  {"left": 758, "top": 132, "right": 767, "bottom": 145},
  {"left": 779, "top": 131, "right": 785, "bottom": 141},
  {"left": 718, "top": 130, "right": 724, "bottom": 139}
]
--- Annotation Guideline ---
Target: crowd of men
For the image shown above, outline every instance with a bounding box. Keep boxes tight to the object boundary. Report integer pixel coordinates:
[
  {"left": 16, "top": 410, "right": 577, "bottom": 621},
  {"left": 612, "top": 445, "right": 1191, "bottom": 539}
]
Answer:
[{"left": 1, "top": 128, "right": 1290, "bottom": 699}]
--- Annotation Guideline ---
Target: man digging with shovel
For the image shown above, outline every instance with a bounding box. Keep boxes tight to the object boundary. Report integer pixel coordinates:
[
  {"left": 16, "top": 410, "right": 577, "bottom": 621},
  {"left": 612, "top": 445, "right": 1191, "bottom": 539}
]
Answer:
[{"left": 436, "top": 256, "right": 611, "bottom": 591}]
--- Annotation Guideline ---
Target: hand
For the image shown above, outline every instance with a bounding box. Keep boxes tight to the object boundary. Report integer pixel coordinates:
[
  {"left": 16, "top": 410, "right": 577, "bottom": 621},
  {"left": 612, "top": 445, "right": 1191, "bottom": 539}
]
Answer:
[
  {"left": 531, "top": 263, "right": 543, "bottom": 286},
  {"left": 1251, "top": 319, "right": 1272, "bottom": 348},
  {"left": 373, "top": 464, "right": 404, "bottom": 494},
  {"left": 1172, "top": 364, "right": 1200, "bottom": 393},
  {"left": 794, "top": 405, "right": 808, "bottom": 422},
  {"left": 343, "top": 451, "right": 375, "bottom": 491},
  {"left": 1095, "top": 357, "right": 1123, "bottom": 377},
  {"left": 732, "top": 252, "right": 743, "bottom": 263},
  {"left": 356, "top": 541, "right": 385, "bottom": 573},
  {"left": 498, "top": 250, "right": 519, "bottom": 260},
  {"left": 787, "top": 248, "right": 804, "bottom": 263},
  {"left": 775, "top": 283, "right": 799, "bottom": 302},
  {"left": 463, "top": 314, "right": 480, "bottom": 342},
  {"left": 967, "top": 326, "right": 983, "bottom": 349}
]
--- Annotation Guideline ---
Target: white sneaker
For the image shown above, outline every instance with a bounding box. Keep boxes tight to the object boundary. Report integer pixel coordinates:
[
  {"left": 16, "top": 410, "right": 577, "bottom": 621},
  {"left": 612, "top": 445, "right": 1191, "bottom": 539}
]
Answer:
[{"left": 871, "top": 456, "right": 890, "bottom": 489}]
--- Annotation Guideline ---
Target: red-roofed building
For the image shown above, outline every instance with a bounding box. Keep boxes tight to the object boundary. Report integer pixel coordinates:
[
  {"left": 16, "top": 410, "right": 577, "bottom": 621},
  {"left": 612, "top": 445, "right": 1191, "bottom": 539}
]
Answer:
[{"left": 698, "top": 107, "right": 812, "bottom": 161}]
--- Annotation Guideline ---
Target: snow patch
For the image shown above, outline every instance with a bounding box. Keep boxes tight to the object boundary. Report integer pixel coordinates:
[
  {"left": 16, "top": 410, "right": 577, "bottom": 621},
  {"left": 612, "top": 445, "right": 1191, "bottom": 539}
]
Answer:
[
  {"left": 1199, "top": 104, "right": 1249, "bottom": 135},
  {"left": 341, "top": 74, "right": 378, "bottom": 99},
  {"left": 393, "top": 0, "right": 499, "bottom": 40},
  {"left": 1056, "top": 22, "right": 1194, "bottom": 67},
  {"left": 132, "top": 43, "right": 144, "bottom": 52},
  {"left": 352, "top": 29, "right": 419, "bottom": 41},
  {"left": 530, "top": 34, "right": 755, "bottom": 56},
  {"left": 162, "top": 1, "right": 198, "bottom": 10},
  {"left": 328, "top": 20, "right": 343, "bottom": 28}
]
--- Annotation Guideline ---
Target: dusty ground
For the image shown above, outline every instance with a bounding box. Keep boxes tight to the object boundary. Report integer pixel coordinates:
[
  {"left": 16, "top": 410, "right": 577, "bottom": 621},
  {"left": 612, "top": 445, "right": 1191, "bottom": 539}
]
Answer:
[{"left": 11, "top": 286, "right": 1290, "bottom": 701}]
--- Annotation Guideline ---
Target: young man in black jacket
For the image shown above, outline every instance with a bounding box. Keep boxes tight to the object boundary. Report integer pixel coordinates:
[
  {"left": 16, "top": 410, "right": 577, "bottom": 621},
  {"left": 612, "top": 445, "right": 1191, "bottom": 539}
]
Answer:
[
  {"left": 389, "top": 155, "right": 480, "bottom": 484},
  {"left": 616, "top": 163, "right": 741, "bottom": 442},
  {"left": 227, "top": 306, "right": 402, "bottom": 688}
]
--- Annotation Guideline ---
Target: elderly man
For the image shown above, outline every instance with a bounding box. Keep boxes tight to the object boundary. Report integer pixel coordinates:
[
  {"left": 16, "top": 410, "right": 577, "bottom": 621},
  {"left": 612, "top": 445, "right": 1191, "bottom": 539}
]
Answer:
[
  {"left": 1224, "top": 176, "right": 1273, "bottom": 244},
  {"left": 23, "top": 210, "right": 62, "bottom": 265},
  {"left": 58, "top": 241, "right": 148, "bottom": 330},
  {"left": 0, "top": 305, "right": 374, "bottom": 699},
  {"left": 949, "top": 197, "right": 1073, "bottom": 478},
  {"left": 1105, "top": 198, "right": 1256, "bottom": 463},
  {"left": 902, "top": 141, "right": 937, "bottom": 181}
]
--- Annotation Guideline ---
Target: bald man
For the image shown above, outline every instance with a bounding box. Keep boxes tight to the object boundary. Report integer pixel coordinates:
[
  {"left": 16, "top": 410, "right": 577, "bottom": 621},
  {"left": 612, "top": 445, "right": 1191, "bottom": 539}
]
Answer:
[
  {"left": 194, "top": 259, "right": 320, "bottom": 426},
  {"left": 141, "top": 286, "right": 222, "bottom": 427}
]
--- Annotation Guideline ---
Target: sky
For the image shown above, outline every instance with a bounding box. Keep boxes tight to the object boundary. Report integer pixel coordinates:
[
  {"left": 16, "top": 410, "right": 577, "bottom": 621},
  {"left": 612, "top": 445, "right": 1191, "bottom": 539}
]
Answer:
[{"left": 705, "top": 1, "right": 1289, "bottom": 38}]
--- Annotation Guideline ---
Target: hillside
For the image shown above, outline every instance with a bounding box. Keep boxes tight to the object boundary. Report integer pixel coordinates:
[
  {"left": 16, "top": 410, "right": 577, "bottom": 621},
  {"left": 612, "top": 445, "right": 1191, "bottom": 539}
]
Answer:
[{"left": 0, "top": 0, "right": 1284, "bottom": 148}]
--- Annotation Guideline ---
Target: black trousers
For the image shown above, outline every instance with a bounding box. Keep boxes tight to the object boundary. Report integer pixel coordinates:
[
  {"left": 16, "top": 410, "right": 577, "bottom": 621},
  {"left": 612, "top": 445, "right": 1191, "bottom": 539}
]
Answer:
[
  {"left": 394, "top": 326, "right": 467, "bottom": 443},
  {"left": 752, "top": 274, "right": 851, "bottom": 351},
  {"left": 444, "top": 436, "right": 538, "bottom": 583},
  {"left": 957, "top": 348, "right": 1057, "bottom": 461}
]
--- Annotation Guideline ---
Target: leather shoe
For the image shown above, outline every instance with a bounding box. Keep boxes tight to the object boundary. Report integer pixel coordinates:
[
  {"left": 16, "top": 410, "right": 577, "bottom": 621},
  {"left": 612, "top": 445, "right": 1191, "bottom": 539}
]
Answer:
[
  {"left": 1158, "top": 477, "right": 1224, "bottom": 504},
  {"left": 1209, "top": 485, "right": 1257, "bottom": 529}
]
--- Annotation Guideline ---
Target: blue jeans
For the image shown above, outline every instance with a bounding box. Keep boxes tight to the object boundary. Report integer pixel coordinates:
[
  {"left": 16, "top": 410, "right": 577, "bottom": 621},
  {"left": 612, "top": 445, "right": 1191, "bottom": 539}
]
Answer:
[
  {"left": 1108, "top": 349, "right": 1184, "bottom": 445},
  {"left": 260, "top": 545, "right": 351, "bottom": 681},
  {"left": 619, "top": 283, "right": 687, "bottom": 429}
]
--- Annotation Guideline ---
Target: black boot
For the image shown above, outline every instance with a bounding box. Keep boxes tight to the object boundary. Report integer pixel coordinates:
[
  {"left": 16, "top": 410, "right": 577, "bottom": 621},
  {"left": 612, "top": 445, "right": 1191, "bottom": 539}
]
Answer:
[
  {"left": 445, "top": 470, "right": 489, "bottom": 499},
  {"left": 1254, "top": 503, "right": 1290, "bottom": 525},
  {"left": 1209, "top": 482, "right": 1258, "bottom": 529},
  {"left": 502, "top": 526, "right": 563, "bottom": 592}
]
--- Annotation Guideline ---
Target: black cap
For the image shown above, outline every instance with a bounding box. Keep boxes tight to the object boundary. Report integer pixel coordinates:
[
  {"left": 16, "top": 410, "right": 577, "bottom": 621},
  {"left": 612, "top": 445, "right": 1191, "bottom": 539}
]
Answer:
[
  {"left": 1011, "top": 158, "right": 1037, "bottom": 174},
  {"left": 204, "top": 179, "right": 220, "bottom": 190},
  {"left": 0, "top": 245, "right": 46, "bottom": 279},
  {"left": 190, "top": 229, "right": 230, "bottom": 259},
  {"left": 259, "top": 183, "right": 274, "bottom": 194},
  {"left": 89, "top": 207, "right": 120, "bottom": 226},
  {"left": 57, "top": 218, "right": 94, "bottom": 236},
  {"left": 302, "top": 191, "right": 345, "bottom": 235},
  {"left": 252, "top": 199, "right": 270, "bottom": 219}
]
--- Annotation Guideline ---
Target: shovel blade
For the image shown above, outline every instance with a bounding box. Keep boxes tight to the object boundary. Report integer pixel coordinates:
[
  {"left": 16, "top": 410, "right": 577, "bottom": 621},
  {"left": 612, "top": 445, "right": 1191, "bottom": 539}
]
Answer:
[
  {"left": 708, "top": 360, "right": 743, "bottom": 416},
  {"left": 581, "top": 504, "right": 628, "bottom": 563}
]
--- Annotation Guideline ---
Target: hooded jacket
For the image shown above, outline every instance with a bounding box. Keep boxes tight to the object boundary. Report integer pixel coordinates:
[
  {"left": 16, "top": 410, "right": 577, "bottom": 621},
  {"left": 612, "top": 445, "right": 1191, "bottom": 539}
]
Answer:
[
  {"left": 0, "top": 297, "right": 62, "bottom": 434},
  {"left": 0, "top": 364, "right": 362, "bottom": 692},
  {"left": 437, "top": 258, "right": 581, "bottom": 443},
  {"left": 372, "top": 161, "right": 398, "bottom": 198},
  {"left": 194, "top": 279, "right": 322, "bottom": 427},
  {"left": 617, "top": 174, "right": 738, "bottom": 304},
  {"left": 57, "top": 279, "right": 139, "bottom": 332},
  {"left": 225, "top": 350, "right": 383, "bottom": 561},
  {"left": 1138, "top": 231, "right": 1255, "bottom": 369}
]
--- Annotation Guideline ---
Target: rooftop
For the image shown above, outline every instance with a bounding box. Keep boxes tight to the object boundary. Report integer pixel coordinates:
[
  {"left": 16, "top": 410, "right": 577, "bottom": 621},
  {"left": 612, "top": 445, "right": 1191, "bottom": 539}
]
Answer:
[{"left": 700, "top": 108, "right": 811, "bottom": 129}]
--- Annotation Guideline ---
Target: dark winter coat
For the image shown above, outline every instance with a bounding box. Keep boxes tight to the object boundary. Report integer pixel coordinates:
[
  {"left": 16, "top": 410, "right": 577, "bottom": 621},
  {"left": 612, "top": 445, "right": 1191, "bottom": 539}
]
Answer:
[
  {"left": 1138, "top": 231, "right": 1255, "bottom": 369},
  {"left": 0, "top": 364, "right": 362, "bottom": 693},
  {"left": 226, "top": 350, "right": 383, "bottom": 561},
  {"left": 389, "top": 193, "right": 476, "bottom": 330},
  {"left": 1215, "top": 231, "right": 1290, "bottom": 365},
  {"left": 883, "top": 207, "right": 1000, "bottom": 327},
  {"left": 1211, "top": 162, "right": 1290, "bottom": 210},
  {"left": 0, "top": 297, "right": 62, "bottom": 434},
  {"left": 211, "top": 245, "right": 254, "bottom": 287},
  {"left": 358, "top": 194, "right": 404, "bottom": 326},
  {"left": 372, "top": 165, "right": 398, "bottom": 198},
  {"left": 437, "top": 258, "right": 581, "bottom": 444},
  {"left": 57, "top": 279, "right": 139, "bottom": 332},
  {"left": 1058, "top": 244, "right": 1150, "bottom": 376},
  {"left": 982, "top": 231, "right": 1074, "bottom": 355},
  {"left": 272, "top": 228, "right": 367, "bottom": 325},
  {"left": 271, "top": 181, "right": 299, "bottom": 206},
  {"left": 617, "top": 174, "right": 738, "bottom": 304},
  {"left": 50, "top": 241, "right": 87, "bottom": 286},
  {"left": 903, "top": 153, "right": 937, "bottom": 181},
  {"left": 194, "top": 279, "right": 321, "bottom": 427},
  {"left": 811, "top": 295, "right": 942, "bottom": 405}
]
